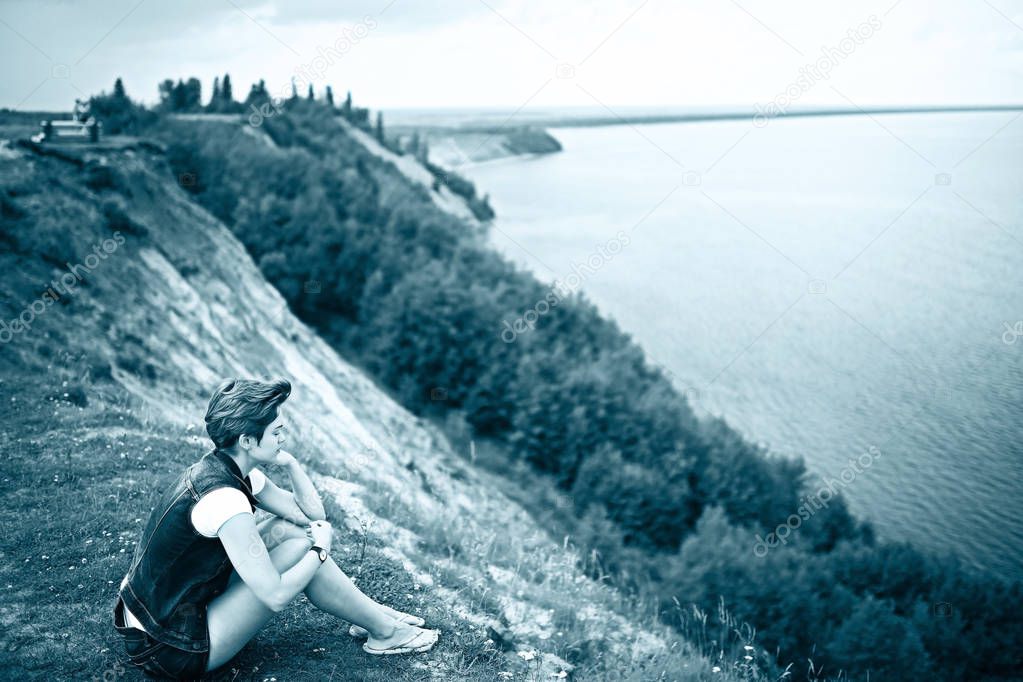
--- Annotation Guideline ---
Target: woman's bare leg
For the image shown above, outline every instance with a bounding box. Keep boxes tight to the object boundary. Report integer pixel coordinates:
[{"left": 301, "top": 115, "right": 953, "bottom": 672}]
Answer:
[
  {"left": 206, "top": 530, "right": 309, "bottom": 670},
  {"left": 205, "top": 518, "right": 411, "bottom": 671},
  {"left": 377, "top": 603, "right": 420, "bottom": 621},
  {"left": 303, "top": 556, "right": 401, "bottom": 636},
  {"left": 251, "top": 518, "right": 406, "bottom": 633}
]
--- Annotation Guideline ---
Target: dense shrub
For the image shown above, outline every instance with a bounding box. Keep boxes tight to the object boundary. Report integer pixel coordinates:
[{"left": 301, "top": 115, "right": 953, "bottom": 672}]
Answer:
[
  {"left": 83, "top": 162, "right": 118, "bottom": 192},
  {"left": 88, "top": 78, "right": 156, "bottom": 135},
  {"left": 424, "top": 160, "right": 495, "bottom": 221},
  {"left": 101, "top": 197, "right": 146, "bottom": 236}
]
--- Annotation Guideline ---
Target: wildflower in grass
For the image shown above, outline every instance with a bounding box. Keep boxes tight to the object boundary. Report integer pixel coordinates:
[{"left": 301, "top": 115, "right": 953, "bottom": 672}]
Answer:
[{"left": 517, "top": 649, "right": 536, "bottom": 661}]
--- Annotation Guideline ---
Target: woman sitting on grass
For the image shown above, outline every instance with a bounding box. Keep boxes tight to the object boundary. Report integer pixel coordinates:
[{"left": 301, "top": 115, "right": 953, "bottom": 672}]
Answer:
[{"left": 112, "top": 377, "right": 438, "bottom": 678}]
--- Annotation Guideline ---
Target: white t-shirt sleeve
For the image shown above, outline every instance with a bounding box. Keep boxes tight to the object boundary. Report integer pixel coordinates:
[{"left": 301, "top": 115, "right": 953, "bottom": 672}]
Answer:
[
  {"left": 190, "top": 487, "right": 254, "bottom": 537},
  {"left": 249, "top": 467, "right": 267, "bottom": 495}
]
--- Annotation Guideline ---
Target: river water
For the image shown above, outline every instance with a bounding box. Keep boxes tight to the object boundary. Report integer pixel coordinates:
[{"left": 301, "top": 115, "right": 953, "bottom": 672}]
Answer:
[{"left": 462, "top": 112, "right": 1023, "bottom": 580}]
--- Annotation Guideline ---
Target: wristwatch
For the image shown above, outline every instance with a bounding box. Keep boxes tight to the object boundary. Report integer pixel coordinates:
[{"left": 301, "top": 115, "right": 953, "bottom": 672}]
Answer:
[{"left": 310, "top": 545, "right": 328, "bottom": 563}]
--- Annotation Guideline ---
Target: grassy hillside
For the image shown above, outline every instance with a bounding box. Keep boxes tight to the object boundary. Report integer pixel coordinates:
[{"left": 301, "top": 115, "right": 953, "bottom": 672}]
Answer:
[{"left": 0, "top": 136, "right": 764, "bottom": 680}]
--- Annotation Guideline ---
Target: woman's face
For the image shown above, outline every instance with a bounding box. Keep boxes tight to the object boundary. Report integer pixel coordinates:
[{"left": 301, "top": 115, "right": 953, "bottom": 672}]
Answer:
[{"left": 242, "top": 411, "right": 288, "bottom": 464}]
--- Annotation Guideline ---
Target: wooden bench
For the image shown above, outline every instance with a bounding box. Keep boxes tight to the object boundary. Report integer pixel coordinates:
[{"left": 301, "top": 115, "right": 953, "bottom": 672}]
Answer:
[{"left": 32, "top": 118, "right": 102, "bottom": 143}]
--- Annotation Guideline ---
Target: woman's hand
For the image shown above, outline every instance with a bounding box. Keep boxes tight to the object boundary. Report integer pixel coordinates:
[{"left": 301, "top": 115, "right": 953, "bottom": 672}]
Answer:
[
  {"left": 308, "top": 519, "right": 333, "bottom": 551},
  {"left": 273, "top": 449, "right": 297, "bottom": 467}
]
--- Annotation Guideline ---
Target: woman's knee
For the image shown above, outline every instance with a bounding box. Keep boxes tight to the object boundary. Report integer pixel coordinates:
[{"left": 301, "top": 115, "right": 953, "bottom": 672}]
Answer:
[
  {"left": 258, "top": 517, "right": 308, "bottom": 549},
  {"left": 271, "top": 536, "right": 314, "bottom": 571}
]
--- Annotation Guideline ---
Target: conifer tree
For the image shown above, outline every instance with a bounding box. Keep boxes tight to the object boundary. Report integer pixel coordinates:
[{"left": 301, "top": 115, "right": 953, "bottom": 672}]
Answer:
[{"left": 222, "top": 73, "right": 234, "bottom": 102}]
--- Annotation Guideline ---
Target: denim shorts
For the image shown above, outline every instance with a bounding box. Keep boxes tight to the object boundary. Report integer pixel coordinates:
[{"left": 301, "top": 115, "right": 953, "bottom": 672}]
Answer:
[{"left": 114, "top": 599, "right": 208, "bottom": 679}]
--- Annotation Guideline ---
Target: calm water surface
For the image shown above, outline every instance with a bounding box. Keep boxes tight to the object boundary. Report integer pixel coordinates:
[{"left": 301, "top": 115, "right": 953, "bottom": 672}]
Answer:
[{"left": 463, "top": 112, "right": 1023, "bottom": 579}]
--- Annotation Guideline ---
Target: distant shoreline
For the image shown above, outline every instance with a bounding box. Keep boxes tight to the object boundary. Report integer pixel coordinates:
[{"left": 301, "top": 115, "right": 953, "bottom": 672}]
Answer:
[
  {"left": 391, "top": 103, "right": 1023, "bottom": 134},
  {"left": 544, "top": 103, "right": 1023, "bottom": 129},
  {"left": 388, "top": 104, "right": 1023, "bottom": 166}
]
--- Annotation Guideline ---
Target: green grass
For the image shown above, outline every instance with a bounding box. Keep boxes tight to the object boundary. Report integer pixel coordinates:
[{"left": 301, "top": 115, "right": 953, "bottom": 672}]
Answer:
[
  {"left": 356, "top": 466, "right": 774, "bottom": 681},
  {"left": 0, "top": 357, "right": 509, "bottom": 681}
]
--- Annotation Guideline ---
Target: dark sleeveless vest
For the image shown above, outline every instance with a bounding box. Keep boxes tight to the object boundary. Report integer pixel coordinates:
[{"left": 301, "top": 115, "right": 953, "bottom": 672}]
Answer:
[{"left": 114, "top": 448, "right": 257, "bottom": 652}]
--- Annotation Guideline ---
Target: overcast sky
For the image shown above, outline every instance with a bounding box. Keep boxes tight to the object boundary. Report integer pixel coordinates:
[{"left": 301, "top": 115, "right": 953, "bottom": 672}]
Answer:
[{"left": 2, "top": 0, "right": 1022, "bottom": 113}]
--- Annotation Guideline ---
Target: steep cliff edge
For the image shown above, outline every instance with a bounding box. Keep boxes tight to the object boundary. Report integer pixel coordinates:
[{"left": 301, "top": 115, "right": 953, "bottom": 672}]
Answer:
[{"left": 0, "top": 140, "right": 729, "bottom": 680}]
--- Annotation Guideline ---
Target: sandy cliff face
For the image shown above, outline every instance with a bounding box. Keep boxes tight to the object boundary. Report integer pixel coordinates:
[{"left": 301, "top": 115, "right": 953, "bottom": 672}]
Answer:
[
  {"left": 337, "top": 118, "right": 485, "bottom": 224},
  {"left": 0, "top": 139, "right": 709, "bottom": 679},
  {"left": 387, "top": 125, "right": 564, "bottom": 167}
]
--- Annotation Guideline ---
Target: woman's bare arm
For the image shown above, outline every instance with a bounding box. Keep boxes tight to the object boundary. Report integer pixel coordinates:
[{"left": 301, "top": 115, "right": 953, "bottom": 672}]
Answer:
[
  {"left": 274, "top": 451, "right": 326, "bottom": 521},
  {"left": 216, "top": 513, "right": 330, "bottom": 612}
]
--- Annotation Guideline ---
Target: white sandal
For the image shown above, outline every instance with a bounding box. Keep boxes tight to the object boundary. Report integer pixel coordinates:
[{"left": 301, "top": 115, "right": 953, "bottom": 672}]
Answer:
[
  {"left": 349, "top": 612, "right": 425, "bottom": 638},
  {"left": 362, "top": 627, "right": 439, "bottom": 655}
]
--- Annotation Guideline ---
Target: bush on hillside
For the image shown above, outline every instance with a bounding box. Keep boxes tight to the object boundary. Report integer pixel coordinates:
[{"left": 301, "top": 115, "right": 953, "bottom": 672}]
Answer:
[{"left": 89, "top": 78, "right": 156, "bottom": 135}]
